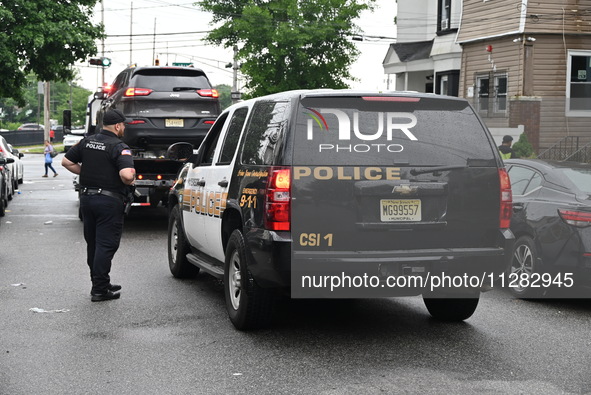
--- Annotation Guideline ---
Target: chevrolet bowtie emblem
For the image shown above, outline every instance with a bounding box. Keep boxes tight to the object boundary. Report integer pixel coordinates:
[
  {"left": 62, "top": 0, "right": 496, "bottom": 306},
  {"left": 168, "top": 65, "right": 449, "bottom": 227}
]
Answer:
[{"left": 392, "top": 184, "right": 417, "bottom": 195}]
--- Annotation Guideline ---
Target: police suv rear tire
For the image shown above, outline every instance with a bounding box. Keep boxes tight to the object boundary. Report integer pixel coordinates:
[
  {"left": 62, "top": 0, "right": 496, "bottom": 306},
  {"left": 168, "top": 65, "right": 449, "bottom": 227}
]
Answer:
[
  {"left": 224, "top": 229, "right": 273, "bottom": 330},
  {"left": 423, "top": 292, "right": 480, "bottom": 321},
  {"left": 168, "top": 206, "right": 199, "bottom": 278}
]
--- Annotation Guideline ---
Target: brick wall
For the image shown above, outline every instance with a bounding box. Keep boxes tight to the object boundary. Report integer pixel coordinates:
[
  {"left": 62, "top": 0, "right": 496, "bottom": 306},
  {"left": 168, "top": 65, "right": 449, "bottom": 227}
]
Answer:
[{"left": 509, "top": 97, "right": 541, "bottom": 153}]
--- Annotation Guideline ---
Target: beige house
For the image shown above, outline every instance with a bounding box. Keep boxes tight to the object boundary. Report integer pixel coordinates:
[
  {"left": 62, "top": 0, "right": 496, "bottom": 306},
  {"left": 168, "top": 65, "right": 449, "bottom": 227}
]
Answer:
[
  {"left": 383, "top": 0, "right": 463, "bottom": 96},
  {"left": 385, "top": 0, "right": 591, "bottom": 156},
  {"left": 458, "top": 0, "right": 591, "bottom": 154}
]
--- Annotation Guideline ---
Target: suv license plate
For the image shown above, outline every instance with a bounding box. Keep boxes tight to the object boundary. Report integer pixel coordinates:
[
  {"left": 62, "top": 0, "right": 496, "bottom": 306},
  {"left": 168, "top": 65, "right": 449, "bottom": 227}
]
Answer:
[
  {"left": 165, "top": 119, "right": 184, "bottom": 127},
  {"left": 380, "top": 199, "right": 421, "bottom": 222}
]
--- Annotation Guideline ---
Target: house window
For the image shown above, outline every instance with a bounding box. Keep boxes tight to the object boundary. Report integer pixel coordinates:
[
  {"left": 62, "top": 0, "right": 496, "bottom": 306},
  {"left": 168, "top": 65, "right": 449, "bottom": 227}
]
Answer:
[
  {"left": 440, "top": 76, "right": 448, "bottom": 96},
  {"left": 494, "top": 74, "right": 507, "bottom": 113},
  {"left": 438, "top": 0, "right": 452, "bottom": 31},
  {"left": 476, "top": 72, "right": 508, "bottom": 117},
  {"left": 476, "top": 75, "right": 489, "bottom": 113},
  {"left": 436, "top": 70, "right": 460, "bottom": 96},
  {"left": 566, "top": 50, "right": 591, "bottom": 116}
]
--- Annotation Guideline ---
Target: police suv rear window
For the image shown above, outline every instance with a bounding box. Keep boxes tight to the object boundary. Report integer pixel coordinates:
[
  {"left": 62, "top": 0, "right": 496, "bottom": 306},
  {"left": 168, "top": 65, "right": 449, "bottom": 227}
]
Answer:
[
  {"left": 241, "top": 101, "right": 290, "bottom": 165},
  {"left": 132, "top": 70, "right": 211, "bottom": 92},
  {"left": 293, "top": 96, "right": 495, "bottom": 166}
]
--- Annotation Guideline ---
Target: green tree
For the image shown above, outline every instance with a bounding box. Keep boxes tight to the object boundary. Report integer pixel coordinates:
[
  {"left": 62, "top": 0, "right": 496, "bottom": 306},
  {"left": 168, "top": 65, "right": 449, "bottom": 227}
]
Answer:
[
  {"left": 0, "top": 0, "right": 103, "bottom": 105},
  {"left": 513, "top": 133, "right": 535, "bottom": 158},
  {"left": 215, "top": 84, "right": 232, "bottom": 110},
  {"left": 0, "top": 75, "right": 91, "bottom": 129},
  {"left": 199, "top": 0, "right": 374, "bottom": 98}
]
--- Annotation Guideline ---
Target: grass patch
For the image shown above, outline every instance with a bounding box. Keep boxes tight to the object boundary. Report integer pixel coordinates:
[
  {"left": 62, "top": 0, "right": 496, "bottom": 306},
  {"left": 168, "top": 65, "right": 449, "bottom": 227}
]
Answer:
[{"left": 15, "top": 143, "right": 64, "bottom": 154}]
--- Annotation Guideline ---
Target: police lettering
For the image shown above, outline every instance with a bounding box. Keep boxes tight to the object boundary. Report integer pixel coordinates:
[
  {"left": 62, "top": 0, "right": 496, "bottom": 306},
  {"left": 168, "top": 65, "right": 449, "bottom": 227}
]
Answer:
[
  {"left": 293, "top": 166, "right": 401, "bottom": 181},
  {"left": 182, "top": 189, "right": 228, "bottom": 218},
  {"left": 86, "top": 142, "right": 107, "bottom": 151}
]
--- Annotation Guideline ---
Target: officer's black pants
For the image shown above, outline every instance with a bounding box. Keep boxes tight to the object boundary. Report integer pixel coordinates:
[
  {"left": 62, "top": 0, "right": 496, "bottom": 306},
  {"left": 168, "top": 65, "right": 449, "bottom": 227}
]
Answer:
[{"left": 80, "top": 194, "right": 124, "bottom": 294}]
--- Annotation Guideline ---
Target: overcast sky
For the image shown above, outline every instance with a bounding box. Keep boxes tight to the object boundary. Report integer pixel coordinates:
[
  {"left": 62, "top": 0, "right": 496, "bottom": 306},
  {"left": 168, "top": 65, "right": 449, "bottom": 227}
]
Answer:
[{"left": 78, "top": 0, "right": 397, "bottom": 93}]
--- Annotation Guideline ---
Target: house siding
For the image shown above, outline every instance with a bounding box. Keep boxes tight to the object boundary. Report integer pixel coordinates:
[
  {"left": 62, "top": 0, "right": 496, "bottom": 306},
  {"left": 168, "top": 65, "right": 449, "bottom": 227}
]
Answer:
[
  {"left": 532, "top": 35, "right": 591, "bottom": 150},
  {"left": 525, "top": 2, "right": 591, "bottom": 34},
  {"left": 457, "top": 0, "right": 522, "bottom": 43},
  {"left": 460, "top": 34, "right": 591, "bottom": 151}
]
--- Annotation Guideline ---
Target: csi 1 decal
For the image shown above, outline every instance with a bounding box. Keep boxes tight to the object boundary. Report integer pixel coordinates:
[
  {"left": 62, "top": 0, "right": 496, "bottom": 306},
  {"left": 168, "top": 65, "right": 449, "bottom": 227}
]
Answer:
[{"left": 305, "top": 108, "right": 418, "bottom": 153}]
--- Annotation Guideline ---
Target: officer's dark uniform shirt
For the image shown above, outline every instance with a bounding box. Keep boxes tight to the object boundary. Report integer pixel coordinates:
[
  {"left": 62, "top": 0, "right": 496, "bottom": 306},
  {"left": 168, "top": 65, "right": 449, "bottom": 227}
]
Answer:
[{"left": 65, "top": 130, "right": 134, "bottom": 196}]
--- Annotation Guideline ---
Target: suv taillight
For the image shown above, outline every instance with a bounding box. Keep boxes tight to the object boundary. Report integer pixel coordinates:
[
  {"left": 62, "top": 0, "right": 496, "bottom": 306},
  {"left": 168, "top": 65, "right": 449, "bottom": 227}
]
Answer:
[
  {"left": 265, "top": 167, "right": 291, "bottom": 231},
  {"left": 125, "top": 88, "right": 153, "bottom": 97},
  {"left": 499, "top": 168, "right": 512, "bottom": 229},
  {"left": 559, "top": 209, "right": 591, "bottom": 228},
  {"left": 197, "top": 89, "right": 219, "bottom": 98}
]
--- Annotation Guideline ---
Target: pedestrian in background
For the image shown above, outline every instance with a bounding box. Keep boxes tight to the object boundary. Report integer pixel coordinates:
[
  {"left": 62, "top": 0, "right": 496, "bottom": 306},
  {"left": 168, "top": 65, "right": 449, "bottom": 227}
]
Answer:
[
  {"left": 61, "top": 109, "right": 136, "bottom": 302},
  {"left": 498, "top": 135, "right": 518, "bottom": 159},
  {"left": 42, "top": 140, "right": 58, "bottom": 177},
  {"left": 49, "top": 129, "right": 55, "bottom": 143}
]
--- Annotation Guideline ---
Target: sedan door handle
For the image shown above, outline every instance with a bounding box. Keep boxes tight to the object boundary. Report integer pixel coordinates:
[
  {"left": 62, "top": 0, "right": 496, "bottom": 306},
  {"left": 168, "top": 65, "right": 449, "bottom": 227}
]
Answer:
[{"left": 218, "top": 179, "right": 228, "bottom": 188}]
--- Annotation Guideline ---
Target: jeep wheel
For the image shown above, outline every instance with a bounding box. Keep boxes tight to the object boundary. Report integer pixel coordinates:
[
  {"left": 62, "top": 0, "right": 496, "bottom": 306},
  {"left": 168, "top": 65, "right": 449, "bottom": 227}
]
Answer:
[
  {"left": 224, "top": 229, "right": 273, "bottom": 330},
  {"left": 508, "top": 235, "right": 541, "bottom": 298},
  {"left": 0, "top": 196, "right": 5, "bottom": 217},
  {"left": 168, "top": 205, "right": 199, "bottom": 278},
  {"left": 423, "top": 291, "right": 480, "bottom": 321}
]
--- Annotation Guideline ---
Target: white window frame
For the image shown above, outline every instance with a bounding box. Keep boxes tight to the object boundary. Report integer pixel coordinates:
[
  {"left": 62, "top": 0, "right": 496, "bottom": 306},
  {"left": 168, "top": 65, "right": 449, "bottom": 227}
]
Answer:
[
  {"left": 493, "top": 74, "right": 508, "bottom": 114},
  {"left": 476, "top": 72, "right": 508, "bottom": 117},
  {"left": 566, "top": 49, "right": 591, "bottom": 117}
]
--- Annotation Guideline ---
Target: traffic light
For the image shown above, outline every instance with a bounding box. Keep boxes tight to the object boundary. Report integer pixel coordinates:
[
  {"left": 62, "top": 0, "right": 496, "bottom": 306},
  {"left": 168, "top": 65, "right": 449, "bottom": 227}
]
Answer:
[
  {"left": 89, "top": 57, "right": 111, "bottom": 67},
  {"left": 154, "top": 58, "right": 160, "bottom": 66}
]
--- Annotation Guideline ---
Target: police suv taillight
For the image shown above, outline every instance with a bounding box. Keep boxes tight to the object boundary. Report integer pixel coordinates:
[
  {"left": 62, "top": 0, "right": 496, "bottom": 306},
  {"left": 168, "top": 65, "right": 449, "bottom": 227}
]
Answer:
[
  {"left": 265, "top": 167, "right": 291, "bottom": 231},
  {"left": 499, "top": 168, "right": 512, "bottom": 229}
]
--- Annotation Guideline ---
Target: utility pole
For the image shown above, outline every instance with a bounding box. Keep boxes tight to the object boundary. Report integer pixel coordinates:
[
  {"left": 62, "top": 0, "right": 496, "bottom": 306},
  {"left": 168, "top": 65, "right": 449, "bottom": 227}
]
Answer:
[
  {"left": 130, "top": 1, "right": 133, "bottom": 65},
  {"left": 101, "top": 0, "right": 105, "bottom": 85},
  {"left": 152, "top": 18, "right": 156, "bottom": 65},
  {"left": 43, "top": 82, "right": 50, "bottom": 142},
  {"left": 231, "top": 46, "right": 241, "bottom": 104}
]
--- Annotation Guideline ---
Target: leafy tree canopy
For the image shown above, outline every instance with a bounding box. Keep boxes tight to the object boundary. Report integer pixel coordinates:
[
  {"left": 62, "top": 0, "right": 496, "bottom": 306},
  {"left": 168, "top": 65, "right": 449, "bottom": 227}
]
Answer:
[
  {"left": 199, "top": 0, "right": 374, "bottom": 98},
  {"left": 0, "top": 0, "right": 104, "bottom": 105}
]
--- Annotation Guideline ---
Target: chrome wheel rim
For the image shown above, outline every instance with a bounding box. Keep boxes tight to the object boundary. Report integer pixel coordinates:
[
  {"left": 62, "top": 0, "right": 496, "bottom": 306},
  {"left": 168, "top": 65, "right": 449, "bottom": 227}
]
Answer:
[
  {"left": 170, "top": 218, "right": 178, "bottom": 265},
  {"left": 511, "top": 243, "right": 534, "bottom": 293},
  {"left": 229, "top": 250, "right": 242, "bottom": 310}
]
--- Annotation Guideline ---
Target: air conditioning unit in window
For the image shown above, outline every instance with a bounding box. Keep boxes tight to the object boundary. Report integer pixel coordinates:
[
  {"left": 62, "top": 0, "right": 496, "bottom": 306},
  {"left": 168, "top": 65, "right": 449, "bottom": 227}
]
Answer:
[{"left": 441, "top": 18, "right": 449, "bottom": 30}]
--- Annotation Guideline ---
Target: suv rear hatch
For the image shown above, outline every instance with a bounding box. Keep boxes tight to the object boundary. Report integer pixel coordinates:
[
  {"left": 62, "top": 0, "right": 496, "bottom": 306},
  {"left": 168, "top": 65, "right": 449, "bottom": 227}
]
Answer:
[
  {"left": 121, "top": 68, "right": 220, "bottom": 148},
  {"left": 290, "top": 94, "right": 510, "bottom": 297}
]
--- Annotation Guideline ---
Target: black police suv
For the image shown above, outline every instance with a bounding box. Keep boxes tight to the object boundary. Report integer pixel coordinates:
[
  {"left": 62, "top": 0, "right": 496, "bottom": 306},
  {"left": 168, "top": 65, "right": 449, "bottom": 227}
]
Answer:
[{"left": 167, "top": 90, "right": 515, "bottom": 330}]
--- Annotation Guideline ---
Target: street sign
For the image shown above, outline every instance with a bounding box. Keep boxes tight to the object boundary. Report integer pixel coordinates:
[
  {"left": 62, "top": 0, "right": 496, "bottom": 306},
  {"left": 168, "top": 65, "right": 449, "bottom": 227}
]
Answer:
[{"left": 172, "top": 62, "right": 193, "bottom": 67}]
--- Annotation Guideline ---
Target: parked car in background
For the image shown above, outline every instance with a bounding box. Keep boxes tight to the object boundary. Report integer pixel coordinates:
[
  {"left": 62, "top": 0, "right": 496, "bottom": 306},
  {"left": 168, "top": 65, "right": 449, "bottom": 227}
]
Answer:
[
  {"left": 505, "top": 159, "right": 591, "bottom": 297},
  {"left": 0, "top": 136, "right": 16, "bottom": 197},
  {"left": 0, "top": 136, "right": 23, "bottom": 188},
  {"left": 17, "top": 123, "right": 44, "bottom": 131},
  {"left": 7, "top": 143, "right": 23, "bottom": 185},
  {"left": 0, "top": 157, "right": 14, "bottom": 216},
  {"left": 62, "top": 126, "right": 85, "bottom": 152}
]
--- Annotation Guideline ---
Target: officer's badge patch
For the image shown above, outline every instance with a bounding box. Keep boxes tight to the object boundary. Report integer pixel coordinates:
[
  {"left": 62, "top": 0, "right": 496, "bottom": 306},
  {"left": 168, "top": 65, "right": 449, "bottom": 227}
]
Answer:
[{"left": 121, "top": 149, "right": 132, "bottom": 156}]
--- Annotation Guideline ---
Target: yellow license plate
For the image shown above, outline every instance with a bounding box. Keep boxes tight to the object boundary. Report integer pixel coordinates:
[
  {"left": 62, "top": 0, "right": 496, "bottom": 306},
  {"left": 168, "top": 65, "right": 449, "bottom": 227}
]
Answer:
[
  {"left": 380, "top": 199, "right": 421, "bottom": 222},
  {"left": 165, "top": 119, "right": 184, "bottom": 127}
]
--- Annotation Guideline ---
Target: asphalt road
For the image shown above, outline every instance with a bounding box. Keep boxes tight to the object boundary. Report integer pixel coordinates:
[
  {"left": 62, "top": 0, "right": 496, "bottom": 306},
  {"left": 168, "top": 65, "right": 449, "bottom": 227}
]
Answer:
[{"left": 1, "top": 153, "right": 591, "bottom": 394}]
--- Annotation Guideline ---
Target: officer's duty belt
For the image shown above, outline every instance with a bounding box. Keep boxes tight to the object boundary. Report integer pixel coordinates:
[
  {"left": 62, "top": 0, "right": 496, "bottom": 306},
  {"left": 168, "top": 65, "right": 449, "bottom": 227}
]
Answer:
[{"left": 81, "top": 188, "right": 124, "bottom": 202}]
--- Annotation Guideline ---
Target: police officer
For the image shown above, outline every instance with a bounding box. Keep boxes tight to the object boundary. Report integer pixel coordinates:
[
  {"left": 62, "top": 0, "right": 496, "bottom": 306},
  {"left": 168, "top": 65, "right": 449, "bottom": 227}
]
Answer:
[{"left": 62, "top": 109, "right": 136, "bottom": 302}]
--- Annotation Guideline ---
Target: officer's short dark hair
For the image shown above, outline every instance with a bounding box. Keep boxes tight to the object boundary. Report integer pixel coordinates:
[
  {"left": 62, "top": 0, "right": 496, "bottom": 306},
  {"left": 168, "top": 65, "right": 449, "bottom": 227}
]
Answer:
[
  {"left": 502, "top": 135, "right": 513, "bottom": 143},
  {"left": 103, "top": 109, "right": 131, "bottom": 126}
]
